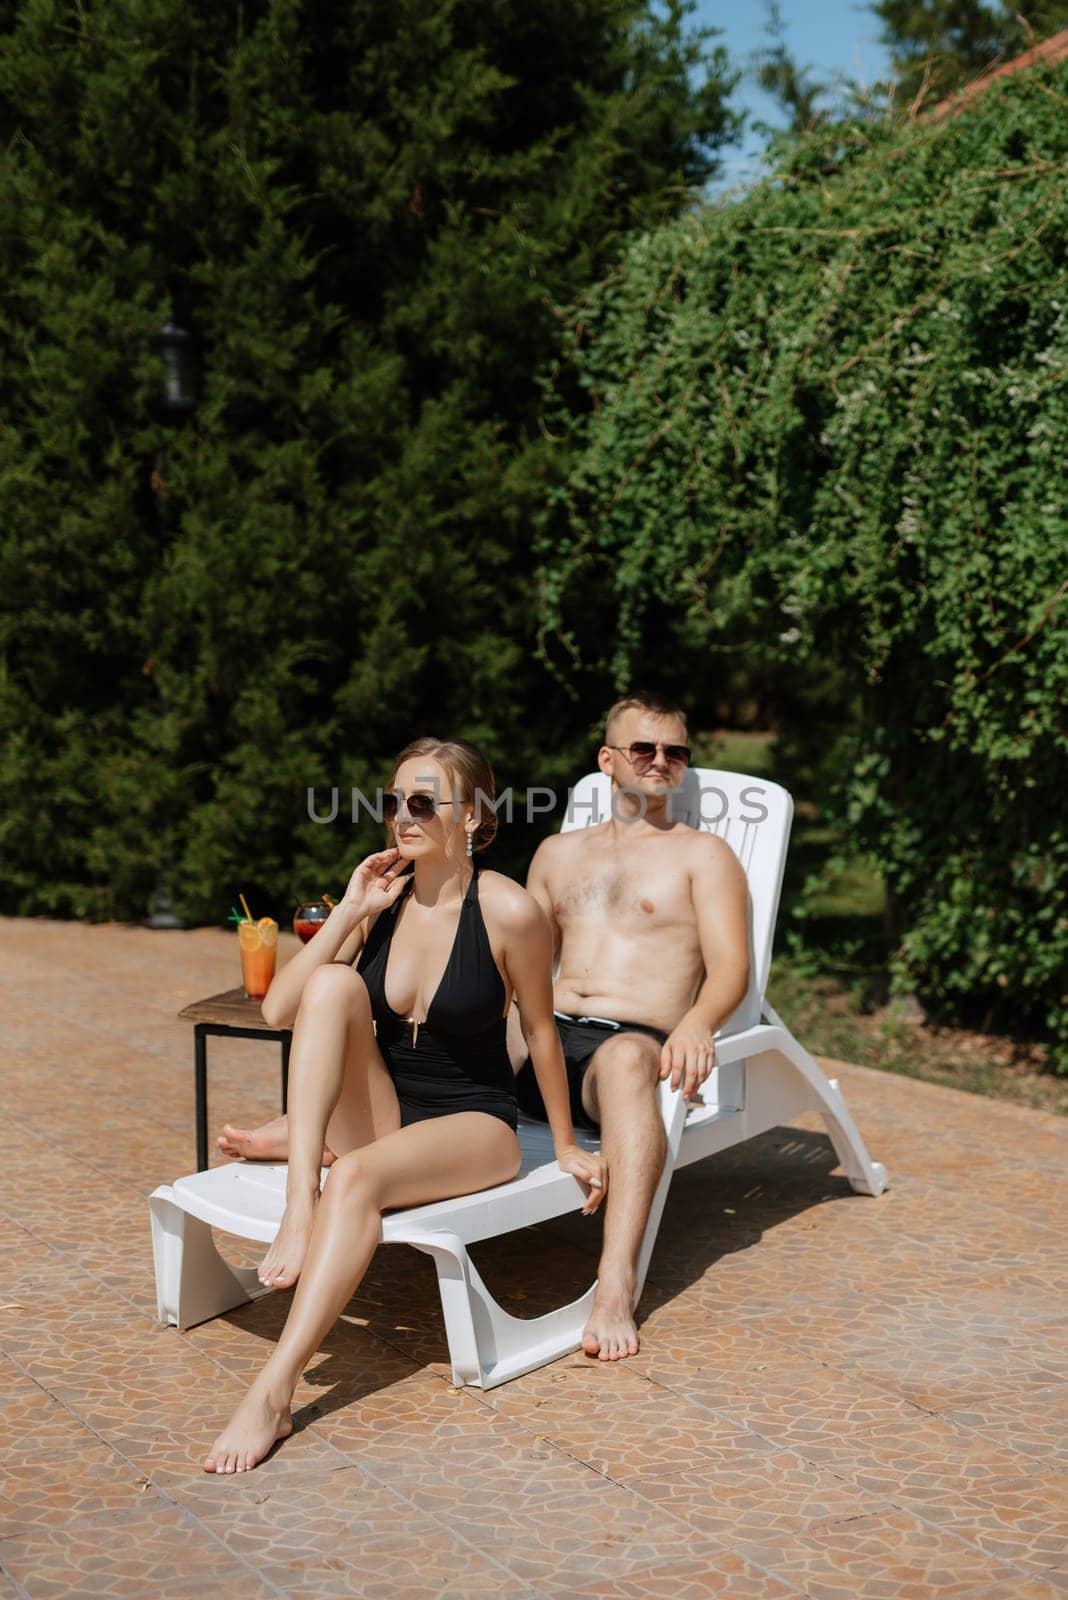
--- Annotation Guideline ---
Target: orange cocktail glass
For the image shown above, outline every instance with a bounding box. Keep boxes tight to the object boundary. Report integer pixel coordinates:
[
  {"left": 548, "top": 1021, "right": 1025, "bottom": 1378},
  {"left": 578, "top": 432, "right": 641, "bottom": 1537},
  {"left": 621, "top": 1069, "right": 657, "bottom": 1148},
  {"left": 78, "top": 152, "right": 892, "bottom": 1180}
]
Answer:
[{"left": 238, "top": 917, "right": 278, "bottom": 999}]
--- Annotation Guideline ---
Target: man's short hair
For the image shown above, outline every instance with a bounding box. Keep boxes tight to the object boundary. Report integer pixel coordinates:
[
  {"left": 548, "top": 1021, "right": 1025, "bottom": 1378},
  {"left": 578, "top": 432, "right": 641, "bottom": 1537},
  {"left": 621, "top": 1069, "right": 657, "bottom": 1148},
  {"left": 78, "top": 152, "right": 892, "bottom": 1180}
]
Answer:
[{"left": 604, "top": 690, "right": 688, "bottom": 745}]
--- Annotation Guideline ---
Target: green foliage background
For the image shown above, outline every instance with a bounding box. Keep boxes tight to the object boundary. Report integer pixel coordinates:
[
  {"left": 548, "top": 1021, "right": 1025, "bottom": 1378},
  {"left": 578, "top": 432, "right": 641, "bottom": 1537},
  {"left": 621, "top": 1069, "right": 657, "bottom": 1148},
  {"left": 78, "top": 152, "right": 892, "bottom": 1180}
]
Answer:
[
  {"left": 2, "top": 1, "right": 1065, "bottom": 1062},
  {"left": 537, "top": 64, "right": 1068, "bottom": 1053},
  {"left": 871, "top": 0, "right": 1068, "bottom": 104},
  {"left": 0, "top": 0, "right": 736, "bottom": 920}
]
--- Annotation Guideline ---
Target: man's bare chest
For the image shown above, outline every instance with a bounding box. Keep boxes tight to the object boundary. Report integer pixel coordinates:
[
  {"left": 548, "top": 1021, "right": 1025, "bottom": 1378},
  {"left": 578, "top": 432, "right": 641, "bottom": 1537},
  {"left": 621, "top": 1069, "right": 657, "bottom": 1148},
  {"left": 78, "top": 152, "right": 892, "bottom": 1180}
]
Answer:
[{"left": 552, "top": 860, "right": 692, "bottom": 930}]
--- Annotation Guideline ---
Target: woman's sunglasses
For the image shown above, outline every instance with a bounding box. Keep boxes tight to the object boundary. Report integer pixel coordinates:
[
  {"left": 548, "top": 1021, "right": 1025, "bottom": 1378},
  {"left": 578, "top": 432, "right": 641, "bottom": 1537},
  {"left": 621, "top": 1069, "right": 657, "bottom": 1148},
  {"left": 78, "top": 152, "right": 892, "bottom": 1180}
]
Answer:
[
  {"left": 608, "top": 741, "right": 691, "bottom": 770},
  {"left": 381, "top": 791, "right": 455, "bottom": 823}
]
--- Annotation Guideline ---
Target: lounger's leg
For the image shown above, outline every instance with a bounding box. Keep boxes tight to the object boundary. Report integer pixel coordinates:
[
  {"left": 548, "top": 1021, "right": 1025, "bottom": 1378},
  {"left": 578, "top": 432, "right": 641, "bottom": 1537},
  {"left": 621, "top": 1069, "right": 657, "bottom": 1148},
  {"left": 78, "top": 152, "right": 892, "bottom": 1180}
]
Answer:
[
  {"left": 403, "top": 1229, "right": 598, "bottom": 1390},
  {"left": 756, "top": 1004, "right": 887, "bottom": 1197},
  {"left": 149, "top": 1187, "right": 268, "bottom": 1330}
]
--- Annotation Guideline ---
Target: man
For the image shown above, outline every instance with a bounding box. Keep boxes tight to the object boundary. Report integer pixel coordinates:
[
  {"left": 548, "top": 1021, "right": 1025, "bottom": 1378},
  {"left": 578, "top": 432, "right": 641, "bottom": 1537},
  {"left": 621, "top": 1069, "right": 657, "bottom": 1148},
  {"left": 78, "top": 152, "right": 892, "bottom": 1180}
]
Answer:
[{"left": 220, "top": 690, "right": 750, "bottom": 1359}]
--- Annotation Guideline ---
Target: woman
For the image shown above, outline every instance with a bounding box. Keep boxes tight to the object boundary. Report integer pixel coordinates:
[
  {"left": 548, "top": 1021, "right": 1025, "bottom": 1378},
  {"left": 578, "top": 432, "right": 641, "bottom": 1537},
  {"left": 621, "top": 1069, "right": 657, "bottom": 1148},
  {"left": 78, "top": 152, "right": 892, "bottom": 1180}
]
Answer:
[{"left": 204, "top": 736, "right": 607, "bottom": 1473}]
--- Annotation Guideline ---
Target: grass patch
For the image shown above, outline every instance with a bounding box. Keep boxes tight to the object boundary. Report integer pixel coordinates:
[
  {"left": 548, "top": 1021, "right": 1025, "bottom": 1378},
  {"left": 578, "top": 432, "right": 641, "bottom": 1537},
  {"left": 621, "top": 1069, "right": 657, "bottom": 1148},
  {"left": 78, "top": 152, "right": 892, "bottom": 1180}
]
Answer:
[{"left": 769, "top": 954, "right": 1065, "bottom": 1115}]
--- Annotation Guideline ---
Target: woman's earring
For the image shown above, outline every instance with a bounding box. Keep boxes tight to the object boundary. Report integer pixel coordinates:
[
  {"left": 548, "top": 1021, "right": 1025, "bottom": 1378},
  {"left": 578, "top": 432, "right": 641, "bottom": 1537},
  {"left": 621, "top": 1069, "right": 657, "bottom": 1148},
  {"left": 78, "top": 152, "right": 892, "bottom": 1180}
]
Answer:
[{"left": 465, "top": 828, "right": 474, "bottom": 858}]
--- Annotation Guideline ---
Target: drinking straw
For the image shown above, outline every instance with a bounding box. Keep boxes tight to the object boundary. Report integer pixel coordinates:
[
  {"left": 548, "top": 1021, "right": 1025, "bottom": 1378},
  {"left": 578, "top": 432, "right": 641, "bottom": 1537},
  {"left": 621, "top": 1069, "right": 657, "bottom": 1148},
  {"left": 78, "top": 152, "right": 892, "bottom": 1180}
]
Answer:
[
  {"left": 239, "top": 892, "right": 254, "bottom": 922},
  {"left": 322, "top": 893, "right": 335, "bottom": 908}
]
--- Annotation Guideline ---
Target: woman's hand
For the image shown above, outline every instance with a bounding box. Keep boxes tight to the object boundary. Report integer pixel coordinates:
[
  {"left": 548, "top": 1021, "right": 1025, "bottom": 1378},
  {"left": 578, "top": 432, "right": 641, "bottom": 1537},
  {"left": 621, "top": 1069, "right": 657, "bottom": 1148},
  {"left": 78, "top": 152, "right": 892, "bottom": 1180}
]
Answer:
[
  {"left": 555, "top": 1145, "right": 608, "bottom": 1215},
  {"left": 343, "top": 847, "right": 410, "bottom": 921}
]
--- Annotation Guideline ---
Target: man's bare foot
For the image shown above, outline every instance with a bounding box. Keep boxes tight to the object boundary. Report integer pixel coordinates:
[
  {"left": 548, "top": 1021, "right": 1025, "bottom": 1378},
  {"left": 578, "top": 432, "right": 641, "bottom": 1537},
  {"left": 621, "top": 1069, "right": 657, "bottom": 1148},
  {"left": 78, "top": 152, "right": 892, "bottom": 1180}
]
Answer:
[
  {"left": 204, "top": 1377, "right": 294, "bottom": 1473},
  {"left": 217, "top": 1114, "right": 335, "bottom": 1167},
  {"left": 258, "top": 1191, "right": 318, "bottom": 1289},
  {"left": 581, "top": 1274, "right": 639, "bottom": 1361}
]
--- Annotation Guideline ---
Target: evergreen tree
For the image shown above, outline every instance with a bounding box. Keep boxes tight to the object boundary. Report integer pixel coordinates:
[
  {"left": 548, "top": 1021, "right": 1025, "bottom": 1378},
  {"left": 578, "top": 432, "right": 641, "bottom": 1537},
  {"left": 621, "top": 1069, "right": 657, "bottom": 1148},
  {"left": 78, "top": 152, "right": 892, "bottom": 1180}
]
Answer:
[
  {"left": 0, "top": 0, "right": 738, "bottom": 920},
  {"left": 752, "top": 1, "right": 828, "bottom": 132},
  {"left": 871, "top": 0, "right": 1068, "bottom": 104}
]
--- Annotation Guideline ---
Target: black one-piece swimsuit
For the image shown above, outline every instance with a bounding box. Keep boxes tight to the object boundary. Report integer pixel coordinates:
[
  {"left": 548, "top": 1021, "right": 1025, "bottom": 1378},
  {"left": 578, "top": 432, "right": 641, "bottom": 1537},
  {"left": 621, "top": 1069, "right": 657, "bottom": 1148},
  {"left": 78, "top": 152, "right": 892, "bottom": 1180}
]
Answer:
[{"left": 356, "top": 864, "right": 518, "bottom": 1132}]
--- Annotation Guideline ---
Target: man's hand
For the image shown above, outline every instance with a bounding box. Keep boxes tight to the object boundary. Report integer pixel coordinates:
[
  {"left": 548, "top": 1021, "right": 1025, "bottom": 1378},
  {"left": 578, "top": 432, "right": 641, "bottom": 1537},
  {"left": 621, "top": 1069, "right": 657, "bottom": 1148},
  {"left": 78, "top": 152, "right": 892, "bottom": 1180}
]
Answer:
[{"left": 659, "top": 1017, "right": 716, "bottom": 1099}]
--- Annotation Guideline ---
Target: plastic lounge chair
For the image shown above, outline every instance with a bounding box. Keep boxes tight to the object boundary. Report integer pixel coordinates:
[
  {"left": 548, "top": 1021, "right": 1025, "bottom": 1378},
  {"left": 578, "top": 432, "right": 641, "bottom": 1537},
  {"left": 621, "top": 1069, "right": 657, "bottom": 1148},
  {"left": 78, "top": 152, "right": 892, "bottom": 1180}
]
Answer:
[
  {"left": 149, "top": 767, "right": 885, "bottom": 1388},
  {"left": 563, "top": 771, "right": 887, "bottom": 1197}
]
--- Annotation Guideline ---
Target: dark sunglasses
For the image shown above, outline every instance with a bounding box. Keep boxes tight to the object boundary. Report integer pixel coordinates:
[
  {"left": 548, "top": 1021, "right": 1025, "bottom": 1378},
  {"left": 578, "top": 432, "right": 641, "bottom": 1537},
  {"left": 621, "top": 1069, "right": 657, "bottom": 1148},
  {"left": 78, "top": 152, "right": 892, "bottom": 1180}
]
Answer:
[
  {"left": 608, "top": 741, "right": 691, "bottom": 769},
  {"left": 381, "top": 791, "right": 455, "bottom": 823}
]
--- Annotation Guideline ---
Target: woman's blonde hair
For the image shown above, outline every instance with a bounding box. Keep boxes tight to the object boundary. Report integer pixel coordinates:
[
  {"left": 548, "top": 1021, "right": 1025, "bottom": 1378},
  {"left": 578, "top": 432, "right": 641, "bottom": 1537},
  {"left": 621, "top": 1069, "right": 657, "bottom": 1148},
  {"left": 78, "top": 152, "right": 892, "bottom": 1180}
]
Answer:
[{"left": 388, "top": 737, "right": 498, "bottom": 853}]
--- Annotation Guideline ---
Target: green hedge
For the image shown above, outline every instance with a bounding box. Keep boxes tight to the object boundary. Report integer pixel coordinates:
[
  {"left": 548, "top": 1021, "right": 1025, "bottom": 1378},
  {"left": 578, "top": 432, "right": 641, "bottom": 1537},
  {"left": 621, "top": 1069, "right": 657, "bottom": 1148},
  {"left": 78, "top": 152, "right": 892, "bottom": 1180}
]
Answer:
[{"left": 538, "top": 67, "right": 1068, "bottom": 1057}]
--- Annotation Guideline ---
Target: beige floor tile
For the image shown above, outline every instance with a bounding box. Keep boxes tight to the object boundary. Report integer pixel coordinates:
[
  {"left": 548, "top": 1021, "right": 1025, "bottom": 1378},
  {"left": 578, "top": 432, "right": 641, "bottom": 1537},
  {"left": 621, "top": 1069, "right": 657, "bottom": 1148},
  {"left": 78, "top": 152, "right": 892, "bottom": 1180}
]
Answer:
[
  {"left": 482, "top": 1350, "right": 660, "bottom": 1425},
  {"left": 1, "top": 1359, "right": 105, "bottom": 1456},
  {"left": 365, "top": 1448, "right": 729, "bottom": 1590},
  {"left": 532, "top": 1390, "right": 781, "bottom": 1481},
  {"left": 0, "top": 1437, "right": 166, "bottom": 1534},
  {"left": 0, "top": 1503, "right": 280, "bottom": 1598},
  {"left": 914, "top": 1470, "right": 1068, "bottom": 1586},
  {"left": 558, "top": 1549, "right": 811, "bottom": 1597},
  {"left": 788, "top": 1410, "right": 1051, "bottom": 1498},
  {"left": 943, "top": 1383, "right": 1068, "bottom": 1466},
  {"left": 189, "top": 1468, "right": 535, "bottom": 1596},
  {"left": 621, "top": 1453, "right": 889, "bottom": 1542},
  {"left": 736, "top": 1506, "right": 1060, "bottom": 1597},
  {"left": 679, "top": 1358, "right": 921, "bottom": 1439}
]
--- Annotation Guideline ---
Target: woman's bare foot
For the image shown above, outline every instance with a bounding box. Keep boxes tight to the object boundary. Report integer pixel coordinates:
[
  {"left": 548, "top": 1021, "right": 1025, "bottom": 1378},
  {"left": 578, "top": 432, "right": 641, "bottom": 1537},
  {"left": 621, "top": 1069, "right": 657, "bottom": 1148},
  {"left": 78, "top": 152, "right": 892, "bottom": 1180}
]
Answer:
[
  {"left": 217, "top": 1115, "right": 335, "bottom": 1166},
  {"left": 258, "top": 1190, "right": 319, "bottom": 1289},
  {"left": 581, "top": 1272, "right": 639, "bottom": 1361},
  {"left": 203, "top": 1377, "right": 294, "bottom": 1473}
]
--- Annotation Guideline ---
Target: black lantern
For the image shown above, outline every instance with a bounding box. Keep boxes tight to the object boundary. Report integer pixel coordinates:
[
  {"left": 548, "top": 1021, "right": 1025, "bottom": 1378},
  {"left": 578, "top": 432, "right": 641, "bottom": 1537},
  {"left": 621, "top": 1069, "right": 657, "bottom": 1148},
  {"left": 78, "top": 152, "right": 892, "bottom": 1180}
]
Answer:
[{"left": 154, "top": 320, "right": 196, "bottom": 416}]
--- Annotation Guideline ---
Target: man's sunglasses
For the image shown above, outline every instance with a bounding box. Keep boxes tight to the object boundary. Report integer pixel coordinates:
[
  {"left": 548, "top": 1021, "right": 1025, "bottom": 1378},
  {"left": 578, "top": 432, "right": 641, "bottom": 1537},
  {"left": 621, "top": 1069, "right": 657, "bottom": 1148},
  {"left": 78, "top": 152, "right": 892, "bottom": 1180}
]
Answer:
[
  {"left": 608, "top": 741, "right": 691, "bottom": 769},
  {"left": 381, "top": 791, "right": 456, "bottom": 823}
]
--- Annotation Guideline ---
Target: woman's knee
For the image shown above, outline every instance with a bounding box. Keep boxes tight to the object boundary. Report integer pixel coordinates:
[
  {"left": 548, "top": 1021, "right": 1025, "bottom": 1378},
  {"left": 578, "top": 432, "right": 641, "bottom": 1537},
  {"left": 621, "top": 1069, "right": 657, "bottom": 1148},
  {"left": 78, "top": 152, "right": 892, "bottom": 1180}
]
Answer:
[
  {"left": 299, "top": 962, "right": 371, "bottom": 1019},
  {"left": 323, "top": 1148, "right": 381, "bottom": 1208}
]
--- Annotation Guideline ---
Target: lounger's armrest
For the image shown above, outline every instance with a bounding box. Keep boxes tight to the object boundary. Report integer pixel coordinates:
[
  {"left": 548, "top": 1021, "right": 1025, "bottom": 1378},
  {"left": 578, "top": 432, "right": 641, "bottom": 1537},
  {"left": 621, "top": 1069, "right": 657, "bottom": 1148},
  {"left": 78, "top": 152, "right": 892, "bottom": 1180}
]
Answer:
[{"left": 711, "top": 1023, "right": 780, "bottom": 1067}]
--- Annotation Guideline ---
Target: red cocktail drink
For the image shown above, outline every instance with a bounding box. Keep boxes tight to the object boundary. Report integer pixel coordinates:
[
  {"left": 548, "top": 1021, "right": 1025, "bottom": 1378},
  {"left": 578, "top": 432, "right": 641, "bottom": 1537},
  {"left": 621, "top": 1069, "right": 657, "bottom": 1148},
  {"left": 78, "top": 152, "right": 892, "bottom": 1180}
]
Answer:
[{"left": 294, "top": 901, "right": 330, "bottom": 944}]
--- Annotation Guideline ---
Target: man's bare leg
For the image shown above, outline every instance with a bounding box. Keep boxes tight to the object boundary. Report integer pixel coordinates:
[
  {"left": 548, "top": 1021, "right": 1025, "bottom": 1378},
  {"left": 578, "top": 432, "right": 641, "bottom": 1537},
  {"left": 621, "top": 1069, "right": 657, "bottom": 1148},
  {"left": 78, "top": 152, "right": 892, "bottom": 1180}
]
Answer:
[
  {"left": 217, "top": 1115, "right": 335, "bottom": 1166},
  {"left": 580, "top": 1034, "right": 665, "bottom": 1360},
  {"left": 256, "top": 965, "right": 398, "bottom": 1290}
]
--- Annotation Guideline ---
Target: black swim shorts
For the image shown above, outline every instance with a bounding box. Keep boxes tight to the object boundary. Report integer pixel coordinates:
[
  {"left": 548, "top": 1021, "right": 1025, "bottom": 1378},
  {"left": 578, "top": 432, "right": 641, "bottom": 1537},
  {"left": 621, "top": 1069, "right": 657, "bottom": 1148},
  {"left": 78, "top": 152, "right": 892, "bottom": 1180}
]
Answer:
[{"left": 514, "top": 1012, "right": 669, "bottom": 1132}]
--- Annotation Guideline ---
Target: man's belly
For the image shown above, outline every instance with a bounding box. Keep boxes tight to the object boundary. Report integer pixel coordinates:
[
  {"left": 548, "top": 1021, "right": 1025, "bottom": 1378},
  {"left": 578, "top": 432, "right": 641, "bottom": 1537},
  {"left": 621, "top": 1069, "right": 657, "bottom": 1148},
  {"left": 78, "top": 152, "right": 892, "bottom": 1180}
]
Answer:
[{"left": 553, "top": 963, "right": 700, "bottom": 1034}]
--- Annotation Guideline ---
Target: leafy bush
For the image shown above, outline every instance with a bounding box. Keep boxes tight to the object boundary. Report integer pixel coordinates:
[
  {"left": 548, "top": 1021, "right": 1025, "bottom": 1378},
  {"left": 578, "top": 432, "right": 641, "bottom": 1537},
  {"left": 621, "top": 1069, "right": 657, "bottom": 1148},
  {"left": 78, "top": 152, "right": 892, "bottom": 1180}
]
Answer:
[{"left": 538, "top": 65, "right": 1068, "bottom": 1058}]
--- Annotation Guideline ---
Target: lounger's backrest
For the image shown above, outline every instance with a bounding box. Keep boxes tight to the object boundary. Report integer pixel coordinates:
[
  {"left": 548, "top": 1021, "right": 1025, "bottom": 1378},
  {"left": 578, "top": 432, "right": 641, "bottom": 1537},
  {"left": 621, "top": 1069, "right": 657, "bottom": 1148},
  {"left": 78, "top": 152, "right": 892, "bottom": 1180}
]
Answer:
[{"left": 561, "top": 769, "right": 793, "bottom": 1035}]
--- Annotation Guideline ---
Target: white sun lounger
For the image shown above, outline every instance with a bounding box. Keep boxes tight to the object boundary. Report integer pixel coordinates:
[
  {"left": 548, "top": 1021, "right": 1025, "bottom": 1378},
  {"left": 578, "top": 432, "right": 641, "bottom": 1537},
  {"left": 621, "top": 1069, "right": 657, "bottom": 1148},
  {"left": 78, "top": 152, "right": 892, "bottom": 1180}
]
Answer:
[{"left": 149, "top": 767, "right": 885, "bottom": 1388}]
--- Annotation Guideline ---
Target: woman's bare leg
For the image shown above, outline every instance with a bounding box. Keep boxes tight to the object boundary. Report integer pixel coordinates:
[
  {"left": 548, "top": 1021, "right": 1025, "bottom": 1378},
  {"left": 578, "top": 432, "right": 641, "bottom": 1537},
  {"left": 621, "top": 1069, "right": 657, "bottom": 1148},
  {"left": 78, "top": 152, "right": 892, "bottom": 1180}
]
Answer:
[
  {"left": 204, "top": 1112, "right": 520, "bottom": 1473},
  {"left": 257, "top": 966, "right": 398, "bottom": 1290}
]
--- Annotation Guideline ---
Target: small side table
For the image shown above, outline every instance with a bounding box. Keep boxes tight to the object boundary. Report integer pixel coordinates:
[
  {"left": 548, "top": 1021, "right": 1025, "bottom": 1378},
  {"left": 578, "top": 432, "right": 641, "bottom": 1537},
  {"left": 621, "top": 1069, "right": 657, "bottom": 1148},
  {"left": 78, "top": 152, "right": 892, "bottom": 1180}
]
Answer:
[{"left": 178, "top": 988, "right": 292, "bottom": 1171}]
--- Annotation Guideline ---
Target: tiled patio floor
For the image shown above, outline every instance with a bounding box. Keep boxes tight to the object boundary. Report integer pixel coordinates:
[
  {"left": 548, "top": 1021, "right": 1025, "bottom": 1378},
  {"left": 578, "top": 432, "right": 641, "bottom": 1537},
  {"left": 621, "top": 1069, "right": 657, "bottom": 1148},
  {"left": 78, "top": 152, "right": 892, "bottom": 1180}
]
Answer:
[{"left": 1, "top": 917, "right": 1065, "bottom": 1599}]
